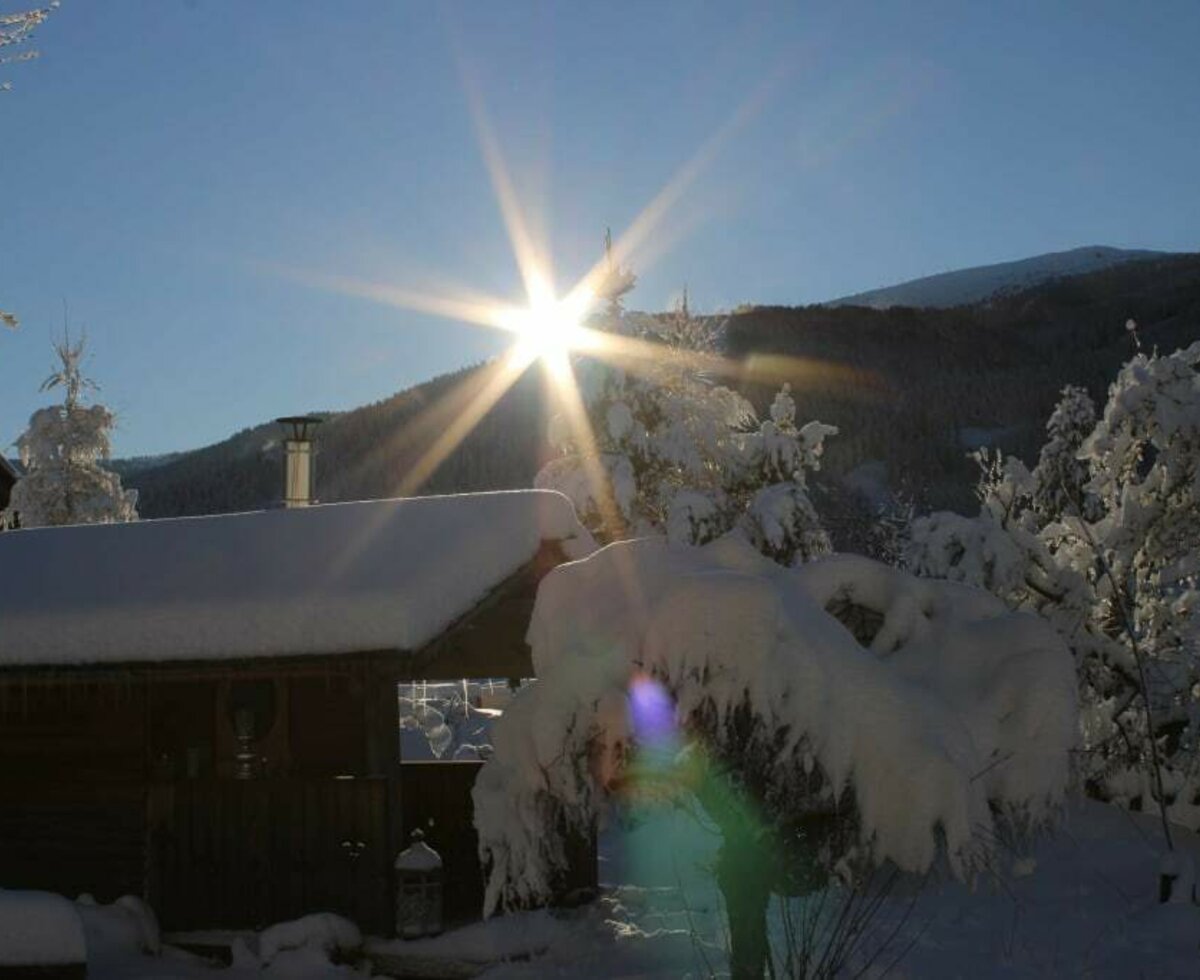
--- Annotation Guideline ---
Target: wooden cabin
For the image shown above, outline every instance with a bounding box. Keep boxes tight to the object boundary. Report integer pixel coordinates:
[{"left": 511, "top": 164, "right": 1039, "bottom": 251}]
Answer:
[{"left": 0, "top": 491, "right": 596, "bottom": 934}]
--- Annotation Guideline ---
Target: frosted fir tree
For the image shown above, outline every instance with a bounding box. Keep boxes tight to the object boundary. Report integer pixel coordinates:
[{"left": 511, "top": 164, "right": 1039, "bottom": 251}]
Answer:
[
  {"left": 4, "top": 335, "right": 138, "bottom": 528},
  {"left": 593, "top": 227, "right": 637, "bottom": 320},
  {"left": 1029, "top": 384, "right": 1098, "bottom": 524},
  {"left": 536, "top": 262, "right": 836, "bottom": 566},
  {"left": 907, "top": 342, "right": 1200, "bottom": 830}
]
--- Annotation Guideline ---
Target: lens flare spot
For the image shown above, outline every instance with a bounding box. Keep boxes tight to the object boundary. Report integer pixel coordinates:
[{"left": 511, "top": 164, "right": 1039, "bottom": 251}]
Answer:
[{"left": 629, "top": 673, "right": 676, "bottom": 748}]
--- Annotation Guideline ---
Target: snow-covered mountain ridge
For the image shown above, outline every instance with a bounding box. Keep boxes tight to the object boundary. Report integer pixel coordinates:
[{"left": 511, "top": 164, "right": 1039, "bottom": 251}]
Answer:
[{"left": 828, "top": 245, "right": 1169, "bottom": 309}]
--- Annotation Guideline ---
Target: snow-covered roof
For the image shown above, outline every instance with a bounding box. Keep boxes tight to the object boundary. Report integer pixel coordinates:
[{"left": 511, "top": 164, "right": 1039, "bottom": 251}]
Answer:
[{"left": 0, "top": 490, "right": 594, "bottom": 667}]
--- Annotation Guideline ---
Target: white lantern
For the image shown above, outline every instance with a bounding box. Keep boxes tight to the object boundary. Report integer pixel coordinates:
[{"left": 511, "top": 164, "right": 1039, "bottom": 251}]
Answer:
[{"left": 394, "top": 829, "right": 443, "bottom": 938}]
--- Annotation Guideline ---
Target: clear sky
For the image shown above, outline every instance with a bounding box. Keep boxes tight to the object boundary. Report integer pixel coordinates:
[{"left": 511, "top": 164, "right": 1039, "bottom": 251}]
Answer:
[{"left": 2, "top": 0, "right": 1197, "bottom": 457}]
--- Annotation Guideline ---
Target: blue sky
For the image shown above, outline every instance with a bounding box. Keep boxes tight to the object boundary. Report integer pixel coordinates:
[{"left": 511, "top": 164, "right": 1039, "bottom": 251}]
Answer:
[{"left": 2, "top": 0, "right": 1198, "bottom": 456}]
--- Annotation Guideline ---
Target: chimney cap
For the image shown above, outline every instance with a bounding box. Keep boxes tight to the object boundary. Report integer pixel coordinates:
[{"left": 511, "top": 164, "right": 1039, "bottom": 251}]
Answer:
[{"left": 276, "top": 415, "right": 323, "bottom": 442}]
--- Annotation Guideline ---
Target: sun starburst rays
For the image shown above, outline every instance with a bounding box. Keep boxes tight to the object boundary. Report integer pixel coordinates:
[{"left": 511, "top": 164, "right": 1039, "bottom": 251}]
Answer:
[{"left": 280, "top": 59, "right": 871, "bottom": 509}]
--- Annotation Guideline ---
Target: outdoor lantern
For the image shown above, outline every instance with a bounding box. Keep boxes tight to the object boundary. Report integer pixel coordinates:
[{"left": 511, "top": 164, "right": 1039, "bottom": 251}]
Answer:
[
  {"left": 394, "top": 828, "right": 443, "bottom": 939},
  {"left": 276, "top": 415, "right": 323, "bottom": 508}
]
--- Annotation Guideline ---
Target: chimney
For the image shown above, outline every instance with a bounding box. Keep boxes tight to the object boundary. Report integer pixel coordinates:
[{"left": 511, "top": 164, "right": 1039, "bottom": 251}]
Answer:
[{"left": 276, "top": 416, "right": 322, "bottom": 508}]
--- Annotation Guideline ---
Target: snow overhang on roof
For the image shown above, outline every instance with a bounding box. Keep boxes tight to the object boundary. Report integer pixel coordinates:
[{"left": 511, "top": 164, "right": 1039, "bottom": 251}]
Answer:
[{"left": 0, "top": 490, "right": 594, "bottom": 667}]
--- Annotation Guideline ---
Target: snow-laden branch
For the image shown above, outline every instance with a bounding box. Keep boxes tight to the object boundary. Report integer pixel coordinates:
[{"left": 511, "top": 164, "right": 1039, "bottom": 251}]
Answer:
[
  {"left": 473, "top": 536, "right": 1077, "bottom": 916},
  {"left": 907, "top": 342, "right": 1200, "bottom": 831}
]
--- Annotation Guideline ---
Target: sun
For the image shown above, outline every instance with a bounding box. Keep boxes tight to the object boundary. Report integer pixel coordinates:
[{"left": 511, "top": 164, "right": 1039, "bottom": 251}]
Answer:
[{"left": 496, "top": 280, "right": 596, "bottom": 371}]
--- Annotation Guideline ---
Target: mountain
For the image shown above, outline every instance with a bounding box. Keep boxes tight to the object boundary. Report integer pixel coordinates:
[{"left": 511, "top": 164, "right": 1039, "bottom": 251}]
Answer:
[
  {"left": 112, "top": 364, "right": 554, "bottom": 519},
  {"left": 828, "top": 245, "right": 1169, "bottom": 310},
  {"left": 114, "top": 250, "right": 1200, "bottom": 524}
]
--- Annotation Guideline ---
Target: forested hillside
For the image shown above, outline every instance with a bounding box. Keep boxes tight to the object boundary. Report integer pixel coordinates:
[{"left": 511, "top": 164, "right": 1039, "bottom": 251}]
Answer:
[
  {"left": 115, "top": 365, "right": 552, "bottom": 518},
  {"left": 728, "top": 252, "right": 1200, "bottom": 509},
  {"left": 117, "top": 253, "right": 1200, "bottom": 519}
]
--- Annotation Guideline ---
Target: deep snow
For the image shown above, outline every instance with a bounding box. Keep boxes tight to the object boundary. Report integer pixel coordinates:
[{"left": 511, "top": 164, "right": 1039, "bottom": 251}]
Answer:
[
  {"left": 0, "top": 490, "right": 593, "bottom": 665},
  {"left": 45, "top": 797, "right": 1200, "bottom": 978}
]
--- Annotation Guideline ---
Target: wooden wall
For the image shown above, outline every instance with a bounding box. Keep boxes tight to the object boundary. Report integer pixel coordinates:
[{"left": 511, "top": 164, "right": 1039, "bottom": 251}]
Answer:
[
  {"left": 0, "top": 680, "right": 149, "bottom": 901},
  {"left": 0, "top": 662, "right": 375, "bottom": 916},
  {"left": 289, "top": 675, "right": 366, "bottom": 776},
  {"left": 0, "top": 679, "right": 147, "bottom": 784},
  {"left": 149, "top": 778, "right": 391, "bottom": 933}
]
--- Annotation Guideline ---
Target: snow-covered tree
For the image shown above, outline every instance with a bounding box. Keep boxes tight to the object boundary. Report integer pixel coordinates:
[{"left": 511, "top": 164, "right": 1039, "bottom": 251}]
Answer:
[
  {"left": 536, "top": 276, "right": 836, "bottom": 567},
  {"left": 1, "top": 2, "right": 58, "bottom": 91},
  {"left": 2, "top": 3, "right": 61, "bottom": 329},
  {"left": 4, "top": 335, "right": 138, "bottom": 527},
  {"left": 1029, "top": 384, "right": 1098, "bottom": 524},
  {"left": 474, "top": 538, "right": 1076, "bottom": 977},
  {"left": 907, "top": 342, "right": 1200, "bottom": 830}
]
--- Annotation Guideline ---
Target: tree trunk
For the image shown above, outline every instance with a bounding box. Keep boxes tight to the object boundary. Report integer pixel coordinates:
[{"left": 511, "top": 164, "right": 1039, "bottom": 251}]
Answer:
[{"left": 716, "top": 831, "right": 773, "bottom": 980}]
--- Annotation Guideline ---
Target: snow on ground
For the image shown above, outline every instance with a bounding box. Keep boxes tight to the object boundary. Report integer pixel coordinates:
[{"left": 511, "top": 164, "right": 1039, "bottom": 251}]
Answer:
[
  {"left": 0, "top": 889, "right": 86, "bottom": 965},
  {"left": 80, "top": 907, "right": 363, "bottom": 979},
  {"left": 0, "top": 490, "right": 593, "bottom": 665},
  {"left": 478, "top": 797, "right": 1200, "bottom": 979},
  {"left": 23, "top": 797, "right": 1200, "bottom": 978}
]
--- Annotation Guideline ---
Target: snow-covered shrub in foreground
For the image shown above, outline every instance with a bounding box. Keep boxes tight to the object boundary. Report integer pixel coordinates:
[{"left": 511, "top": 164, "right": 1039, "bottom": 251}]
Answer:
[{"left": 473, "top": 535, "right": 1077, "bottom": 916}]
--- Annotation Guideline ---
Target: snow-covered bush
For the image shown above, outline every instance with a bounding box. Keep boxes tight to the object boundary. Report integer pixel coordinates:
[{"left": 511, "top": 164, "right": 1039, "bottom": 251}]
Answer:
[
  {"left": 537, "top": 288, "right": 836, "bottom": 566},
  {"left": 4, "top": 335, "right": 137, "bottom": 527},
  {"left": 474, "top": 535, "right": 1076, "bottom": 976},
  {"left": 908, "top": 343, "right": 1200, "bottom": 829}
]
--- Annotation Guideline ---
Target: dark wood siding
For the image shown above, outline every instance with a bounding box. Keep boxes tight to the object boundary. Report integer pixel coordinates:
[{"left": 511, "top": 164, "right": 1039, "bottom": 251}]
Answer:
[
  {"left": 0, "top": 680, "right": 147, "bottom": 784},
  {"left": 0, "top": 682, "right": 149, "bottom": 901},
  {"left": 288, "top": 675, "right": 366, "bottom": 776},
  {"left": 0, "top": 784, "right": 147, "bottom": 902},
  {"left": 149, "top": 777, "right": 391, "bottom": 932},
  {"left": 148, "top": 680, "right": 217, "bottom": 779}
]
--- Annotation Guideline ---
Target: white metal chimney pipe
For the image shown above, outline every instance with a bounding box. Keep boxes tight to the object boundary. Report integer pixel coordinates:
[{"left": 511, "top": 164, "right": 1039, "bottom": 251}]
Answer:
[{"left": 276, "top": 416, "right": 322, "bottom": 508}]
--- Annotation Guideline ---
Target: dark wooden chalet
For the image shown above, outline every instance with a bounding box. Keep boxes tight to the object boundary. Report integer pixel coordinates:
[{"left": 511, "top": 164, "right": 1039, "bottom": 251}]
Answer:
[{"left": 0, "top": 490, "right": 595, "bottom": 933}]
